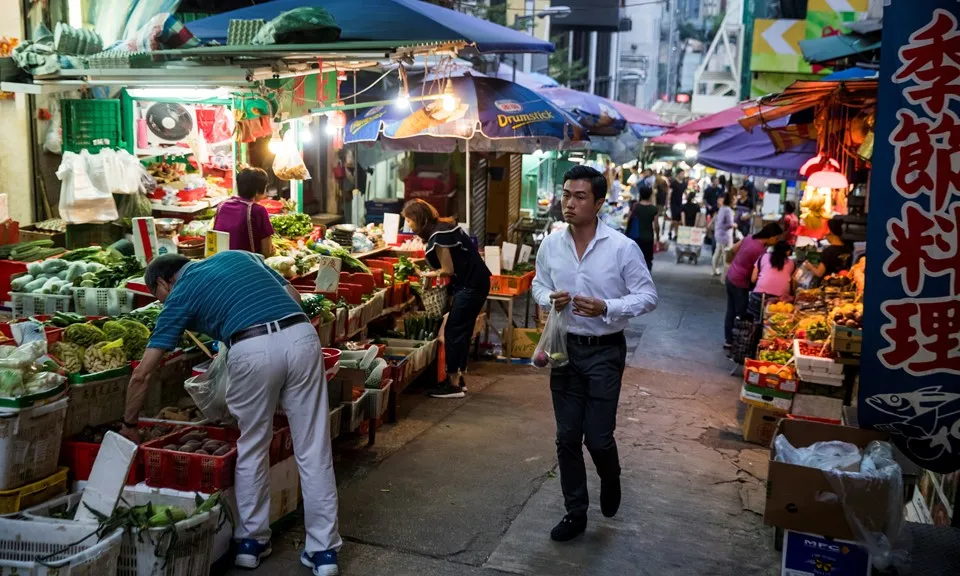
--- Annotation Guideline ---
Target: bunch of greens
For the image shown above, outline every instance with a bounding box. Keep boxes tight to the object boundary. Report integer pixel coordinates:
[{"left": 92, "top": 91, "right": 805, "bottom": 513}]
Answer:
[
  {"left": 121, "top": 303, "right": 163, "bottom": 331},
  {"left": 271, "top": 213, "right": 314, "bottom": 238},
  {"left": 90, "top": 256, "right": 144, "bottom": 288},
  {"left": 393, "top": 256, "right": 418, "bottom": 282},
  {"left": 60, "top": 247, "right": 125, "bottom": 265},
  {"left": 502, "top": 262, "right": 534, "bottom": 276},
  {"left": 300, "top": 294, "right": 336, "bottom": 323},
  {"left": 306, "top": 240, "right": 370, "bottom": 273}
]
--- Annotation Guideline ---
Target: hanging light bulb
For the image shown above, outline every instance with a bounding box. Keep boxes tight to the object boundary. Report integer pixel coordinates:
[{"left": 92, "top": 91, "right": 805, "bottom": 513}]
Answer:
[
  {"left": 267, "top": 132, "right": 282, "bottom": 154},
  {"left": 807, "top": 170, "right": 849, "bottom": 189},
  {"left": 395, "top": 87, "right": 410, "bottom": 110},
  {"left": 441, "top": 79, "right": 457, "bottom": 112},
  {"left": 300, "top": 119, "right": 312, "bottom": 143},
  {"left": 325, "top": 119, "right": 338, "bottom": 136}
]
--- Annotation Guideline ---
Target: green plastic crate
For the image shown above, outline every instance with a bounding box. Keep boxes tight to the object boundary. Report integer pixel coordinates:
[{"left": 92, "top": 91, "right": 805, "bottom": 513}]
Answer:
[{"left": 62, "top": 99, "right": 124, "bottom": 154}]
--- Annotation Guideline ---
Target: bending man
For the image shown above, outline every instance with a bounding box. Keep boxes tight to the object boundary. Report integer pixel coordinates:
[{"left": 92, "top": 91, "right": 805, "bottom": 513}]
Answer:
[{"left": 121, "top": 251, "right": 341, "bottom": 576}]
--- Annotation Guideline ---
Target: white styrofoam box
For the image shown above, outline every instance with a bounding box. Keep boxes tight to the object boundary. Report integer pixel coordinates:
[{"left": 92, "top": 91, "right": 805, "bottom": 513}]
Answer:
[
  {"left": 0, "top": 398, "right": 68, "bottom": 491},
  {"left": 74, "top": 431, "right": 137, "bottom": 524},
  {"left": 793, "top": 339, "right": 844, "bottom": 375},
  {"left": 367, "top": 381, "right": 392, "bottom": 419},
  {"left": 797, "top": 366, "right": 846, "bottom": 387}
]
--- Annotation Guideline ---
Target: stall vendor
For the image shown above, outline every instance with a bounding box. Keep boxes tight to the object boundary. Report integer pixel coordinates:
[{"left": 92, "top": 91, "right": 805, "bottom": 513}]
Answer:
[
  {"left": 211, "top": 167, "right": 275, "bottom": 256},
  {"left": 121, "top": 252, "right": 341, "bottom": 576},
  {"left": 402, "top": 199, "right": 490, "bottom": 399},
  {"left": 803, "top": 217, "right": 853, "bottom": 278}
]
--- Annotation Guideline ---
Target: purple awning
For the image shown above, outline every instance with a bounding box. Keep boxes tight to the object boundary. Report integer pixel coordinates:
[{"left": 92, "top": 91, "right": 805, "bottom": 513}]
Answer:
[{"left": 698, "top": 117, "right": 816, "bottom": 181}]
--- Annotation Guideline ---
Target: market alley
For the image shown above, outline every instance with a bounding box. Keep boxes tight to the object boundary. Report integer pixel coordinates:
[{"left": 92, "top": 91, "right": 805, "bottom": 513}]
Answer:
[{"left": 227, "top": 247, "right": 781, "bottom": 576}]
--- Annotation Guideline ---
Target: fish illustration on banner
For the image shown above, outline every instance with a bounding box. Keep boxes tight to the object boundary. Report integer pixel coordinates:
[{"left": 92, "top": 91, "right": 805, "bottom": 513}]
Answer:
[{"left": 860, "top": 1, "right": 960, "bottom": 473}]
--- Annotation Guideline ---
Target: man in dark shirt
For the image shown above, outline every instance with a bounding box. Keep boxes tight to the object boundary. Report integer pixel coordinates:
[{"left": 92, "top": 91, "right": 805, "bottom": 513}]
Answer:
[
  {"left": 669, "top": 169, "right": 687, "bottom": 240},
  {"left": 703, "top": 176, "right": 720, "bottom": 217}
]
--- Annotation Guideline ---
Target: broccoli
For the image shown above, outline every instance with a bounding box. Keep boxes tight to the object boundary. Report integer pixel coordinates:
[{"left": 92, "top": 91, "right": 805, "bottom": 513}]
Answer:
[{"left": 64, "top": 323, "right": 107, "bottom": 348}]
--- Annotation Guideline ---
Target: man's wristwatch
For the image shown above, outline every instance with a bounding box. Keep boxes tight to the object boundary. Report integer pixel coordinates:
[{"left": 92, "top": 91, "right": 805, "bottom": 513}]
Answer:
[{"left": 601, "top": 302, "right": 608, "bottom": 317}]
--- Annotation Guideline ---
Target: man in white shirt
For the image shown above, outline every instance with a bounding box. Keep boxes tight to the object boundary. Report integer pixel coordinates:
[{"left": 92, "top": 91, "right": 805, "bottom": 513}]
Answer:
[{"left": 532, "top": 165, "right": 658, "bottom": 542}]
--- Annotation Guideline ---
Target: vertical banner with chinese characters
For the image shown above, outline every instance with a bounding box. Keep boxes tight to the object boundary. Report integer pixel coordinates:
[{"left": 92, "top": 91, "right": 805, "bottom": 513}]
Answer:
[{"left": 859, "top": 1, "right": 960, "bottom": 473}]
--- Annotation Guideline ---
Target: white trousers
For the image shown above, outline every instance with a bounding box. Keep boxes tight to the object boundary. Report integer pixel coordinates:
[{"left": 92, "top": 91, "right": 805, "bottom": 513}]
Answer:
[
  {"left": 225, "top": 321, "right": 341, "bottom": 553},
  {"left": 713, "top": 240, "right": 730, "bottom": 276}
]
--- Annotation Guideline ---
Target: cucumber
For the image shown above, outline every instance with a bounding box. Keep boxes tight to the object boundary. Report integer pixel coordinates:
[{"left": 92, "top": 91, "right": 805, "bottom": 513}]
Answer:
[{"left": 10, "top": 275, "right": 33, "bottom": 291}]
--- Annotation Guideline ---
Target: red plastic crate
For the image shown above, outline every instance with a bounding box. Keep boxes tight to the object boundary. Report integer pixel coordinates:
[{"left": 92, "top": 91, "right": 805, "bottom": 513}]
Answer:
[
  {"left": 0, "top": 260, "right": 27, "bottom": 303},
  {"left": 272, "top": 416, "right": 293, "bottom": 463},
  {"left": 60, "top": 422, "right": 184, "bottom": 485},
  {"left": 0, "top": 319, "right": 64, "bottom": 346},
  {"left": 489, "top": 271, "right": 535, "bottom": 296},
  {"left": 141, "top": 426, "right": 239, "bottom": 493}
]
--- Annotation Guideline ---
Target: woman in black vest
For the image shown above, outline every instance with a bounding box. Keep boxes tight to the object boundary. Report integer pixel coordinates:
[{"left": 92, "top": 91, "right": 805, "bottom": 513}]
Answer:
[{"left": 403, "top": 200, "right": 491, "bottom": 398}]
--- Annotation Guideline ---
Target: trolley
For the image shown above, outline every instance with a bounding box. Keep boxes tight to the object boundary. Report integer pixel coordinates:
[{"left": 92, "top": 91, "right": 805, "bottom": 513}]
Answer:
[{"left": 675, "top": 226, "right": 705, "bottom": 264}]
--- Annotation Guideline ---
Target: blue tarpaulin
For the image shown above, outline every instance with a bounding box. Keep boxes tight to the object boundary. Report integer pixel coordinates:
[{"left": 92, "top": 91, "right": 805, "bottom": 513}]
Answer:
[
  {"left": 186, "top": 0, "right": 554, "bottom": 53},
  {"left": 822, "top": 67, "right": 878, "bottom": 81}
]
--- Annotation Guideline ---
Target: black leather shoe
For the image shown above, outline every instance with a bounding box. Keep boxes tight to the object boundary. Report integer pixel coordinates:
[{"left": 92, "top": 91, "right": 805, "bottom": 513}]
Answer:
[
  {"left": 600, "top": 476, "right": 621, "bottom": 518},
  {"left": 550, "top": 514, "right": 587, "bottom": 542}
]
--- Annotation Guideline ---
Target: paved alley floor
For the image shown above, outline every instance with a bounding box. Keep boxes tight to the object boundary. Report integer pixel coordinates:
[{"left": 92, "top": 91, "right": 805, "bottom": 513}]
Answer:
[{"left": 225, "top": 245, "right": 781, "bottom": 576}]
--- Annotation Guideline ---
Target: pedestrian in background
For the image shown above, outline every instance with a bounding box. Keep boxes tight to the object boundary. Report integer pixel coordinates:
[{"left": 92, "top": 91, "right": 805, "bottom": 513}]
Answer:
[
  {"left": 751, "top": 240, "right": 796, "bottom": 302},
  {"left": 712, "top": 191, "right": 736, "bottom": 277},
  {"left": 669, "top": 169, "right": 687, "bottom": 241},
  {"left": 780, "top": 201, "right": 799, "bottom": 247},
  {"left": 723, "top": 223, "right": 783, "bottom": 349},
  {"left": 680, "top": 192, "right": 702, "bottom": 228},
  {"left": 735, "top": 186, "right": 754, "bottom": 238},
  {"left": 703, "top": 176, "right": 721, "bottom": 218},
  {"left": 626, "top": 185, "right": 659, "bottom": 270},
  {"left": 533, "top": 165, "right": 658, "bottom": 542}
]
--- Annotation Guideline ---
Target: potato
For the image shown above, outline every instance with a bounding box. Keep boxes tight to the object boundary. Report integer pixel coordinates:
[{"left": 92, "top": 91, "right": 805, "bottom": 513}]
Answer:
[
  {"left": 213, "top": 445, "right": 231, "bottom": 457},
  {"left": 180, "top": 432, "right": 207, "bottom": 444},
  {"left": 201, "top": 440, "right": 224, "bottom": 452},
  {"left": 194, "top": 449, "right": 210, "bottom": 456},
  {"left": 179, "top": 445, "right": 197, "bottom": 453},
  {"left": 163, "top": 444, "right": 179, "bottom": 451}
]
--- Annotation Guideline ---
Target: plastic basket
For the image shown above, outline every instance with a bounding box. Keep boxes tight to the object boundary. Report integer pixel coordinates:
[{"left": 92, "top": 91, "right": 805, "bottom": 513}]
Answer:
[
  {"left": 328, "top": 406, "right": 342, "bottom": 440},
  {"left": 9, "top": 292, "right": 73, "bottom": 319},
  {"left": 72, "top": 286, "right": 135, "bottom": 317},
  {"left": 0, "top": 517, "right": 123, "bottom": 575},
  {"left": 341, "top": 390, "right": 370, "bottom": 434},
  {"left": 23, "top": 489, "right": 219, "bottom": 576},
  {"left": 366, "top": 380, "right": 392, "bottom": 419},
  {"left": 0, "top": 467, "right": 69, "bottom": 515},
  {"left": 140, "top": 426, "right": 238, "bottom": 493},
  {"left": 60, "top": 422, "right": 184, "bottom": 486},
  {"left": 63, "top": 371, "right": 130, "bottom": 437},
  {"left": 61, "top": 98, "right": 124, "bottom": 154},
  {"left": 0, "top": 399, "right": 68, "bottom": 491},
  {"left": 489, "top": 271, "right": 535, "bottom": 296}
]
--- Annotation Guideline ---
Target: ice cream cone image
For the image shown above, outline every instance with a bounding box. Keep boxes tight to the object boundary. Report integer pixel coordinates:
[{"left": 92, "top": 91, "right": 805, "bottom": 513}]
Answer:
[{"left": 394, "top": 98, "right": 469, "bottom": 138}]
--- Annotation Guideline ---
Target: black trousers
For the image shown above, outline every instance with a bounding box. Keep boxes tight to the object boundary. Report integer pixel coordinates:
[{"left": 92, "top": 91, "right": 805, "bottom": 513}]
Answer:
[
  {"left": 724, "top": 282, "right": 750, "bottom": 344},
  {"left": 636, "top": 238, "right": 654, "bottom": 270},
  {"left": 444, "top": 281, "right": 489, "bottom": 375},
  {"left": 550, "top": 333, "right": 627, "bottom": 517}
]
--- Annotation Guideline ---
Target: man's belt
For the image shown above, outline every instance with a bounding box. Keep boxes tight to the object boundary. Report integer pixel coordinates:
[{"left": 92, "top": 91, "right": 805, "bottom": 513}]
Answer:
[
  {"left": 229, "top": 314, "right": 310, "bottom": 346},
  {"left": 567, "top": 331, "right": 625, "bottom": 346}
]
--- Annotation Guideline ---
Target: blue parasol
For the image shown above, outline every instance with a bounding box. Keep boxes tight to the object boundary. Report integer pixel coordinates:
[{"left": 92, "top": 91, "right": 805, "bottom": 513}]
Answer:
[{"left": 536, "top": 87, "right": 628, "bottom": 137}]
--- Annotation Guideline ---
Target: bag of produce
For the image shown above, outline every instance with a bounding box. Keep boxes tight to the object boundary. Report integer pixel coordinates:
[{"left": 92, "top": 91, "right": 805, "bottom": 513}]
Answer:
[
  {"left": 272, "top": 132, "right": 311, "bottom": 181},
  {"left": 531, "top": 308, "right": 570, "bottom": 369},
  {"left": 83, "top": 339, "right": 127, "bottom": 373},
  {"left": 0, "top": 368, "right": 24, "bottom": 397},
  {"left": 24, "top": 371, "right": 65, "bottom": 394},
  {"left": 51, "top": 341, "right": 84, "bottom": 374},
  {"left": 0, "top": 340, "right": 47, "bottom": 370},
  {"left": 184, "top": 347, "right": 232, "bottom": 423}
]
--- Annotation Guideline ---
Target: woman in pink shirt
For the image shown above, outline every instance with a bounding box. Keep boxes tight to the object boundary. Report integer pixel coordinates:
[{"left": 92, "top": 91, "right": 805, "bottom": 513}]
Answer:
[
  {"left": 212, "top": 168, "right": 275, "bottom": 256},
  {"left": 751, "top": 241, "right": 796, "bottom": 302},
  {"left": 723, "top": 223, "right": 783, "bottom": 348}
]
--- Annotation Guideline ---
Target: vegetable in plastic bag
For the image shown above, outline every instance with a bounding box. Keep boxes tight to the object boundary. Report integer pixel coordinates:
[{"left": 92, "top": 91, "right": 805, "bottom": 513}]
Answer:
[
  {"left": 531, "top": 308, "right": 569, "bottom": 369},
  {"left": 51, "top": 341, "right": 84, "bottom": 373},
  {"left": 0, "top": 340, "right": 47, "bottom": 370},
  {"left": 65, "top": 323, "right": 107, "bottom": 347},
  {"left": 184, "top": 347, "right": 232, "bottom": 423},
  {"left": 271, "top": 132, "right": 311, "bottom": 181},
  {"left": 83, "top": 338, "right": 127, "bottom": 373},
  {"left": 24, "top": 371, "right": 65, "bottom": 394},
  {"left": 0, "top": 368, "right": 24, "bottom": 397}
]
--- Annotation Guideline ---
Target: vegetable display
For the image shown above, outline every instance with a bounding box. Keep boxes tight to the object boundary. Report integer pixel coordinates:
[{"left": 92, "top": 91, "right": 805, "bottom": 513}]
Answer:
[
  {"left": 65, "top": 323, "right": 107, "bottom": 348},
  {"left": 502, "top": 262, "right": 534, "bottom": 277},
  {"left": 83, "top": 339, "right": 127, "bottom": 373},
  {"left": 0, "top": 240, "right": 66, "bottom": 262},
  {"left": 306, "top": 240, "right": 370, "bottom": 273},
  {"left": 50, "top": 341, "right": 84, "bottom": 374},
  {"left": 88, "top": 255, "right": 144, "bottom": 288},
  {"left": 103, "top": 319, "right": 151, "bottom": 360},
  {"left": 121, "top": 303, "right": 162, "bottom": 331},
  {"left": 160, "top": 429, "right": 234, "bottom": 456},
  {"left": 0, "top": 341, "right": 66, "bottom": 397},
  {"left": 271, "top": 213, "right": 314, "bottom": 238},
  {"left": 393, "top": 256, "right": 418, "bottom": 282},
  {"left": 301, "top": 294, "right": 335, "bottom": 323},
  {"left": 73, "top": 421, "right": 179, "bottom": 444}
]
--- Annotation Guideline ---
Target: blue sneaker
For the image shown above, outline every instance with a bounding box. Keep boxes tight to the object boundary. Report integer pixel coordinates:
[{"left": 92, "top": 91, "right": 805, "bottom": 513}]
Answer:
[
  {"left": 301, "top": 549, "right": 339, "bottom": 576},
  {"left": 234, "top": 539, "right": 272, "bottom": 569}
]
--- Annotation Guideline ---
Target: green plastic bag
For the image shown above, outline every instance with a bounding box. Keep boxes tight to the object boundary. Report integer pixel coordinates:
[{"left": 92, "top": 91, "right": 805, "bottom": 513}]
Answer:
[{"left": 252, "top": 7, "right": 341, "bottom": 45}]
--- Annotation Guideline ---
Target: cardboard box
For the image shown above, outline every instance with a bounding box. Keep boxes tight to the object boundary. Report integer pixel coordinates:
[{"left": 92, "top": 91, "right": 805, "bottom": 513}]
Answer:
[
  {"left": 781, "top": 530, "right": 870, "bottom": 576},
  {"left": 740, "top": 382, "right": 794, "bottom": 414},
  {"left": 765, "top": 419, "right": 892, "bottom": 540},
  {"left": 742, "top": 403, "right": 783, "bottom": 446},
  {"left": 511, "top": 328, "right": 542, "bottom": 359}
]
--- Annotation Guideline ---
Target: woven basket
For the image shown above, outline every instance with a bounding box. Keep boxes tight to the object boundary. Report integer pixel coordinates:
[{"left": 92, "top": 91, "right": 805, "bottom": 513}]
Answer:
[{"left": 420, "top": 287, "right": 447, "bottom": 318}]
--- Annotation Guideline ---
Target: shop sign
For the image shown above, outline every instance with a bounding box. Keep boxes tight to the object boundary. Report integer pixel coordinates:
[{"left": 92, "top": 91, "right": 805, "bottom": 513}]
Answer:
[{"left": 860, "top": 1, "right": 960, "bottom": 473}]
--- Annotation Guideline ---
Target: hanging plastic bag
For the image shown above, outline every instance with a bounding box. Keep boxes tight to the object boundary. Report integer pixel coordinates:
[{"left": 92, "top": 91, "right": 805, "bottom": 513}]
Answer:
[
  {"left": 184, "top": 346, "right": 232, "bottom": 423},
  {"left": 43, "top": 101, "right": 62, "bottom": 154},
  {"left": 531, "top": 308, "right": 569, "bottom": 369},
  {"left": 57, "top": 152, "right": 120, "bottom": 224},
  {"left": 272, "top": 131, "right": 311, "bottom": 181}
]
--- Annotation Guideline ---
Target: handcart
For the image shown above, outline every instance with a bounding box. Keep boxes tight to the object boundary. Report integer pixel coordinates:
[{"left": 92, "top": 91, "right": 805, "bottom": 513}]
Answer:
[{"left": 675, "top": 226, "right": 705, "bottom": 264}]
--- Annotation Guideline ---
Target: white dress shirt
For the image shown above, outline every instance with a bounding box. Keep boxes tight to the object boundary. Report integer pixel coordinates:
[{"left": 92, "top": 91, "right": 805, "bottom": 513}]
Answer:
[{"left": 532, "top": 219, "right": 658, "bottom": 336}]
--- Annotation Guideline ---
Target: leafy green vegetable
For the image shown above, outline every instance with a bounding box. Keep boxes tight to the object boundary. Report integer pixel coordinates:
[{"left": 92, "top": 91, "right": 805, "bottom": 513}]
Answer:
[
  {"left": 121, "top": 303, "right": 162, "bottom": 331},
  {"left": 306, "top": 240, "right": 370, "bottom": 273},
  {"left": 271, "top": 213, "right": 314, "bottom": 238},
  {"left": 65, "top": 323, "right": 107, "bottom": 348},
  {"left": 393, "top": 256, "right": 418, "bottom": 282},
  {"left": 90, "top": 255, "right": 144, "bottom": 288}
]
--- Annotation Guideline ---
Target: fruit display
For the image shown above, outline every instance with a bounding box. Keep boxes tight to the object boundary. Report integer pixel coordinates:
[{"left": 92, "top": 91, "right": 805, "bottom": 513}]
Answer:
[
  {"left": 160, "top": 429, "right": 234, "bottom": 457},
  {"left": 797, "top": 340, "right": 833, "bottom": 358},
  {"left": 766, "top": 302, "right": 795, "bottom": 315},
  {"left": 823, "top": 271, "right": 852, "bottom": 288},
  {"left": 831, "top": 303, "right": 863, "bottom": 330},
  {"left": 766, "top": 313, "right": 796, "bottom": 337},
  {"left": 146, "top": 160, "right": 187, "bottom": 185},
  {"left": 759, "top": 349, "right": 793, "bottom": 365},
  {"left": 796, "top": 316, "right": 830, "bottom": 341}
]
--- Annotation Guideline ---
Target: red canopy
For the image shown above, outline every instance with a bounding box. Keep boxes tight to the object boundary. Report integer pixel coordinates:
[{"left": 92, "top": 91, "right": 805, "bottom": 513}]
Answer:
[
  {"left": 667, "top": 104, "right": 752, "bottom": 134},
  {"left": 651, "top": 131, "right": 699, "bottom": 145},
  {"left": 608, "top": 99, "right": 673, "bottom": 127}
]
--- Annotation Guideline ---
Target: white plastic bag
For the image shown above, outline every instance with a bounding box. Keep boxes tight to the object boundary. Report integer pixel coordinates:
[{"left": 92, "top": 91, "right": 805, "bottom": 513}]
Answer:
[
  {"left": 774, "top": 435, "right": 862, "bottom": 471},
  {"left": 43, "top": 102, "right": 62, "bottom": 154},
  {"left": 184, "top": 347, "right": 232, "bottom": 423},
  {"left": 57, "top": 152, "right": 120, "bottom": 223},
  {"left": 272, "top": 132, "right": 311, "bottom": 181},
  {"left": 531, "top": 307, "right": 569, "bottom": 369}
]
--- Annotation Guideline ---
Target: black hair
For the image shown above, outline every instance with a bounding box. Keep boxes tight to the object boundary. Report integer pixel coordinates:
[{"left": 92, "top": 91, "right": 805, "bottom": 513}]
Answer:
[
  {"left": 686, "top": 192, "right": 697, "bottom": 203},
  {"left": 236, "top": 167, "right": 269, "bottom": 200},
  {"left": 769, "top": 240, "right": 792, "bottom": 271},
  {"left": 718, "top": 175, "right": 727, "bottom": 186},
  {"left": 828, "top": 217, "right": 844, "bottom": 238},
  {"left": 784, "top": 200, "right": 796, "bottom": 215},
  {"left": 144, "top": 254, "right": 190, "bottom": 293},
  {"left": 752, "top": 222, "right": 784, "bottom": 241},
  {"left": 562, "top": 165, "right": 607, "bottom": 202},
  {"left": 639, "top": 186, "right": 653, "bottom": 201}
]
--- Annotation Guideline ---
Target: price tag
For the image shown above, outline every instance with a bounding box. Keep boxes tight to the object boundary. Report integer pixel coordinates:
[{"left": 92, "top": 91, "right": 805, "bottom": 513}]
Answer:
[
  {"left": 518, "top": 245, "right": 533, "bottom": 264},
  {"left": 484, "top": 246, "right": 501, "bottom": 276},
  {"left": 501, "top": 242, "right": 517, "bottom": 271},
  {"left": 205, "top": 230, "right": 230, "bottom": 257},
  {"left": 747, "top": 371, "right": 759, "bottom": 385},
  {"left": 383, "top": 213, "right": 400, "bottom": 245},
  {"left": 315, "top": 256, "right": 342, "bottom": 292},
  {"left": 132, "top": 217, "right": 158, "bottom": 265}
]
